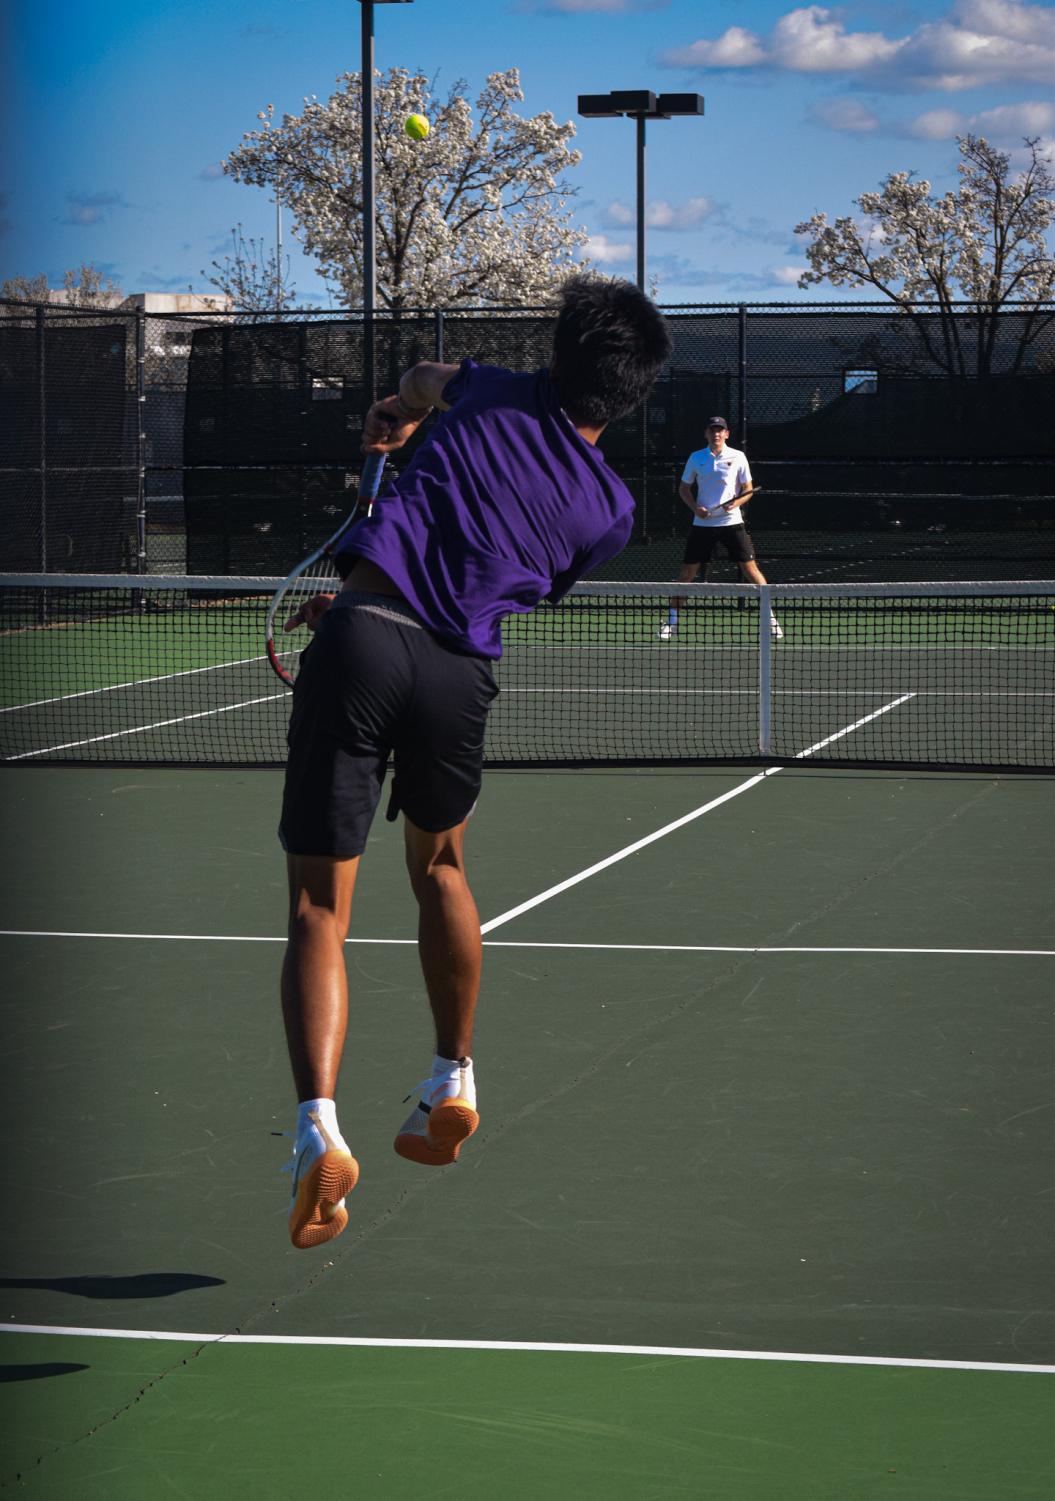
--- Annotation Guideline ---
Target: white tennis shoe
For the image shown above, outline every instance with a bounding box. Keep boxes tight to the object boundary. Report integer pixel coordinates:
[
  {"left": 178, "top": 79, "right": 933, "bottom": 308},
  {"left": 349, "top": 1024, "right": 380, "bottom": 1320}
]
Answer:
[
  {"left": 395, "top": 1057, "right": 479, "bottom": 1166},
  {"left": 657, "top": 624, "right": 675, "bottom": 641},
  {"left": 285, "top": 1110, "right": 359, "bottom": 1250}
]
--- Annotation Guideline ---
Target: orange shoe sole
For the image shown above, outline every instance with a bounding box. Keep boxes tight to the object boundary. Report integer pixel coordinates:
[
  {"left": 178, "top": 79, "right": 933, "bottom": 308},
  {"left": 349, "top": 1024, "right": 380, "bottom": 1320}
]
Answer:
[
  {"left": 394, "top": 1098, "right": 479, "bottom": 1166},
  {"left": 288, "top": 1149, "right": 360, "bottom": 1249}
]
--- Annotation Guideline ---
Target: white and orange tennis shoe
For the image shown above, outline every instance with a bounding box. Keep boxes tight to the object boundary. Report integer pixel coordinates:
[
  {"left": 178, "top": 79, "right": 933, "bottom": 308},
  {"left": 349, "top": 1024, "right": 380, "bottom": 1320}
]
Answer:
[
  {"left": 286, "top": 1109, "right": 359, "bottom": 1250},
  {"left": 394, "top": 1056, "right": 479, "bottom": 1166}
]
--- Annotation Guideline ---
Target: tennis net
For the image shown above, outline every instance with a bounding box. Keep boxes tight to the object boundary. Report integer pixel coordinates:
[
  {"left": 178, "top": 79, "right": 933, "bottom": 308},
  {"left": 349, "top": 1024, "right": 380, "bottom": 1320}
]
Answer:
[{"left": 1, "top": 575, "right": 1052, "bottom": 772}]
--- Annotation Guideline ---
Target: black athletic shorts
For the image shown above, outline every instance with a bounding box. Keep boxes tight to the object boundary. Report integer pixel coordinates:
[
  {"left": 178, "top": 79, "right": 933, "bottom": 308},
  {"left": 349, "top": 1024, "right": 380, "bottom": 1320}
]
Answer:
[
  {"left": 683, "top": 524, "right": 756, "bottom": 567},
  {"left": 279, "top": 593, "right": 499, "bottom": 859}
]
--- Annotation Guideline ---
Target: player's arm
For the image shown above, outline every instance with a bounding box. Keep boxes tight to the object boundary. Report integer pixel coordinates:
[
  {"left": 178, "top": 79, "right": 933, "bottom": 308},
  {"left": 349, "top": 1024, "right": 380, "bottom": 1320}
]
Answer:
[
  {"left": 679, "top": 477, "right": 708, "bottom": 519},
  {"left": 361, "top": 361, "right": 461, "bottom": 453},
  {"left": 718, "top": 482, "right": 754, "bottom": 514}
]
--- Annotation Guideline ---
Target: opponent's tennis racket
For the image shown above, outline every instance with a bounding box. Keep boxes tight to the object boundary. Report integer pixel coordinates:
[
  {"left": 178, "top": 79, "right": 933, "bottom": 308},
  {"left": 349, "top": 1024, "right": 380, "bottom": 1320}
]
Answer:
[
  {"left": 265, "top": 450, "right": 387, "bottom": 688},
  {"left": 709, "top": 483, "right": 761, "bottom": 518}
]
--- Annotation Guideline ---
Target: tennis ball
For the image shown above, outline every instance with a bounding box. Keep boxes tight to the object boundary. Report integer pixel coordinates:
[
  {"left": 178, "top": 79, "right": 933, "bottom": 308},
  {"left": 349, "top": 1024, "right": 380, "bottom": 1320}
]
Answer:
[{"left": 404, "top": 113, "right": 430, "bottom": 141}]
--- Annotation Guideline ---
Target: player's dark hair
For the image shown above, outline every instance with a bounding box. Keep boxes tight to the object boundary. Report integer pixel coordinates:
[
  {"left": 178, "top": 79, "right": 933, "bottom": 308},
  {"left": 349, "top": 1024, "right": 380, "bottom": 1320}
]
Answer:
[{"left": 550, "top": 274, "right": 671, "bottom": 427}]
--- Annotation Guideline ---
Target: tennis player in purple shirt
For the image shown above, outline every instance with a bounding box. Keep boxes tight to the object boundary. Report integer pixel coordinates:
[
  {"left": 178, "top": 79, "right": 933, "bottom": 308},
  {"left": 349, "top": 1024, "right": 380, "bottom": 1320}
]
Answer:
[{"left": 279, "top": 275, "right": 671, "bottom": 1249}]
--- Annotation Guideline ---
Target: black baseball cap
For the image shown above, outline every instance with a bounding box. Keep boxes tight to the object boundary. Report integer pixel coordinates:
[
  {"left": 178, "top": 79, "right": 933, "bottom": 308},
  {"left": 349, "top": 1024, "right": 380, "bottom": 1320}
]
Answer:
[{"left": 705, "top": 415, "right": 729, "bottom": 430}]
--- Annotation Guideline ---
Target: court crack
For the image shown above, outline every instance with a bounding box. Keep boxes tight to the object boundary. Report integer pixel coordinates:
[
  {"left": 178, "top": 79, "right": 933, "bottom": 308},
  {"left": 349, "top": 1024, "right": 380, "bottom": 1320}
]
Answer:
[
  {"left": 773, "top": 778, "right": 1001, "bottom": 943},
  {"left": 0, "top": 1336, "right": 221, "bottom": 1492}
]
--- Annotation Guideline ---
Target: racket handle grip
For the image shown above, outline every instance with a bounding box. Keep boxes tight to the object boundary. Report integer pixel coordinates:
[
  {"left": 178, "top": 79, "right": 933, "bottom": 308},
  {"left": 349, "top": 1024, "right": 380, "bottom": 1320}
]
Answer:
[{"left": 360, "top": 451, "right": 387, "bottom": 501}]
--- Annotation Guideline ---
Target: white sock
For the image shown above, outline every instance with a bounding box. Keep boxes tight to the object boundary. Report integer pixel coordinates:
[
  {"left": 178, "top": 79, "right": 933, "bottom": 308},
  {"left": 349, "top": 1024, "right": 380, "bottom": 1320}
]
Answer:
[
  {"left": 428, "top": 1055, "right": 476, "bottom": 1108},
  {"left": 296, "top": 1097, "right": 347, "bottom": 1151}
]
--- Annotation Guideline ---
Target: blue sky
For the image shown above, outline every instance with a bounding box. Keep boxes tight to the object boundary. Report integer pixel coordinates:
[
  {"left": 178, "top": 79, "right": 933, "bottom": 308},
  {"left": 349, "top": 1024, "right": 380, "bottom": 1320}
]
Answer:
[{"left": 3, "top": 0, "right": 1053, "bottom": 304}]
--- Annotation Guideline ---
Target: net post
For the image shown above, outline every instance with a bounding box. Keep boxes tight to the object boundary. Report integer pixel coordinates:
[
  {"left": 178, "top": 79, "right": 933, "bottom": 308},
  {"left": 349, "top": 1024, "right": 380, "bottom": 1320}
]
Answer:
[{"left": 757, "top": 583, "right": 772, "bottom": 754}]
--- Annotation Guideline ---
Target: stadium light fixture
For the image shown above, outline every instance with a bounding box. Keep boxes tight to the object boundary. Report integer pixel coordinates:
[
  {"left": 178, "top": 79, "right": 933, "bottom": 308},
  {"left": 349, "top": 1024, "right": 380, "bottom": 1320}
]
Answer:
[
  {"left": 577, "top": 91, "right": 705, "bottom": 291},
  {"left": 358, "top": 1, "right": 414, "bottom": 399}
]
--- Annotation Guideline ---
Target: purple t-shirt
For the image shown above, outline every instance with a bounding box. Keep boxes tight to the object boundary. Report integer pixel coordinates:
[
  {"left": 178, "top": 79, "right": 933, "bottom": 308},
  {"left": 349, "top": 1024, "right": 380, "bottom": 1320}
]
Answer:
[{"left": 336, "top": 360, "right": 634, "bottom": 658}]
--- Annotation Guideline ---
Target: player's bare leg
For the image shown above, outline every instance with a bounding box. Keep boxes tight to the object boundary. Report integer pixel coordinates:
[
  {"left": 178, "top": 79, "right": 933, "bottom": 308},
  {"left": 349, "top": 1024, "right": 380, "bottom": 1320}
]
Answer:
[
  {"left": 739, "top": 559, "right": 783, "bottom": 638},
  {"left": 395, "top": 817, "right": 481, "bottom": 1164},
  {"left": 660, "top": 562, "right": 700, "bottom": 638},
  {"left": 404, "top": 817, "right": 480, "bottom": 1060},
  {"left": 281, "top": 853, "right": 360, "bottom": 1248},
  {"left": 282, "top": 853, "right": 359, "bottom": 1100}
]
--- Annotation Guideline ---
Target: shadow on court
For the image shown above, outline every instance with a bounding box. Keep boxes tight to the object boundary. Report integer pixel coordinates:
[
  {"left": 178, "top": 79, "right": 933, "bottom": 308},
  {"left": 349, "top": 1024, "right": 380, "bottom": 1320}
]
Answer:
[
  {"left": 0, "top": 1363, "right": 89, "bottom": 1384},
  {"left": 0, "top": 1273, "right": 224, "bottom": 1300}
]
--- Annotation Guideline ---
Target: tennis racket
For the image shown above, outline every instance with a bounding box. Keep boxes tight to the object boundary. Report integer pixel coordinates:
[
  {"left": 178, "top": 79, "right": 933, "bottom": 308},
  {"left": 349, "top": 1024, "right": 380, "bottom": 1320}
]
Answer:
[
  {"left": 709, "top": 483, "right": 761, "bottom": 518},
  {"left": 265, "top": 450, "right": 388, "bottom": 688}
]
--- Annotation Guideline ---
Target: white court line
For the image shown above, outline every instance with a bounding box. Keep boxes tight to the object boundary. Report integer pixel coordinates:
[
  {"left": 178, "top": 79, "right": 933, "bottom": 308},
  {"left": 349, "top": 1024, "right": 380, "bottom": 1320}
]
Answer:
[
  {"left": 0, "top": 930, "right": 1051, "bottom": 956},
  {"left": 501, "top": 688, "right": 1053, "bottom": 697},
  {"left": 5, "top": 693, "right": 286, "bottom": 761},
  {"left": 0, "top": 653, "right": 272, "bottom": 715},
  {"left": 2, "top": 1324, "right": 1050, "bottom": 1375},
  {"left": 480, "top": 694, "right": 915, "bottom": 935}
]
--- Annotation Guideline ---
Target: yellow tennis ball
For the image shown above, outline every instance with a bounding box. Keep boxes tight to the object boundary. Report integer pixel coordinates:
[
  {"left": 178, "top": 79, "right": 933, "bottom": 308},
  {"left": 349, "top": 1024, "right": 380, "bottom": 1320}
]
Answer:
[{"left": 404, "top": 113, "right": 430, "bottom": 141}]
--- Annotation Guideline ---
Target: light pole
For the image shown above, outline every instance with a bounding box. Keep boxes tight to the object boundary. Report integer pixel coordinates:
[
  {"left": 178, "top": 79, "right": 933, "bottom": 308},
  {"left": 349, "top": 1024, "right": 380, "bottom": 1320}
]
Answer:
[
  {"left": 576, "top": 91, "right": 704, "bottom": 290},
  {"left": 357, "top": 0, "right": 413, "bottom": 401}
]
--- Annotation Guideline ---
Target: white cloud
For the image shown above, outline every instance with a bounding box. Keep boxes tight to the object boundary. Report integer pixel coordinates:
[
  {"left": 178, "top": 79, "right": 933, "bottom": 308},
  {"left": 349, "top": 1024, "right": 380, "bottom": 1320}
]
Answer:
[
  {"left": 665, "top": 26, "right": 766, "bottom": 68},
  {"left": 769, "top": 7, "right": 902, "bottom": 72},
  {"left": 905, "top": 108, "right": 968, "bottom": 139},
  {"left": 604, "top": 197, "right": 715, "bottom": 231},
  {"left": 901, "top": 99, "right": 1055, "bottom": 141},
  {"left": 972, "top": 100, "right": 1055, "bottom": 137},
  {"left": 583, "top": 234, "right": 633, "bottom": 264},
  {"left": 646, "top": 197, "right": 715, "bottom": 230},
  {"left": 770, "top": 264, "right": 809, "bottom": 286},
  {"left": 900, "top": 0, "right": 1055, "bottom": 89},
  {"left": 539, "top": 0, "right": 667, "bottom": 11},
  {"left": 661, "top": 6, "right": 900, "bottom": 73},
  {"left": 661, "top": 1, "right": 1055, "bottom": 91},
  {"left": 808, "top": 99, "right": 881, "bottom": 133},
  {"left": 61, "top": 191, "right": 126, "bottom": 227}
]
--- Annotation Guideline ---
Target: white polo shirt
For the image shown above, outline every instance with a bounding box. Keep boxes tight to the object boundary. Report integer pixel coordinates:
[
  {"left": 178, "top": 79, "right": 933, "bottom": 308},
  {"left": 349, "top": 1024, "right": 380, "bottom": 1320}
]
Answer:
[{"left": 682, "top": 444, "right": 752, "bottom": 527}]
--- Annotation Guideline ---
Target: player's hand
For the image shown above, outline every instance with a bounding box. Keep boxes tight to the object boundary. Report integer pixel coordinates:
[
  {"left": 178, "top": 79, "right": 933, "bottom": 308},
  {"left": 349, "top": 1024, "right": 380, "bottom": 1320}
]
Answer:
[
  {"left": 694, "top": 504, "right": 709, "bottom": 519},
  {"left": 283, "top": 593, "right": 336, "bottom": 632},
  {"left": 359, "top": 396, "right": 424, "bottom": 454}
]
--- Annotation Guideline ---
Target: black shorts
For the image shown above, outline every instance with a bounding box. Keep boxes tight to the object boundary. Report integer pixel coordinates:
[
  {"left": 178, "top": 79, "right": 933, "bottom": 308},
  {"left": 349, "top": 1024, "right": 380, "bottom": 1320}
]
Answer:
[
  {"left": 279, "top": 594, "right": 499, "bottom": 859},
  {"left": 683, "top": 524, "right": 756, "bottom": 567}
]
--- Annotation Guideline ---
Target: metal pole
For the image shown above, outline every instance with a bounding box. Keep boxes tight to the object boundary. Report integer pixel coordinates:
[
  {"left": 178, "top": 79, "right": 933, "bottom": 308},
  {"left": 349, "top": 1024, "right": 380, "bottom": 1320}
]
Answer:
[
  {"left": 135, "top": 310, "right": 147, "bottom": 574},
  {"left": 36, "top": 305, "right": 47, "bottom": 577},
  {"left": 434, "top": 307, "right": 444, "bottom": 363},
  {"left": 276, "top": 195, "right": 283, "bottom": 312},
  {"left": 361, "top": 0, "right": 377, "bottom": 404},
  {"left": 635, "top": 114, "right": 646, "bottom": 292},
  {"left": 738, "top": 303, "right": 747, "bottom": 449}
]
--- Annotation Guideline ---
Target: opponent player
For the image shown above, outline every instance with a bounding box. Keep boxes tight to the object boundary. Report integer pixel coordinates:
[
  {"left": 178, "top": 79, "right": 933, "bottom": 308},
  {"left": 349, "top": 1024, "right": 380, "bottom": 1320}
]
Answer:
[
  {"left": 279, "top": 276, "right": 672, "bottom": 1247},
  {"left": 659, "top": 416, "right": 782, "bottom": 640}
]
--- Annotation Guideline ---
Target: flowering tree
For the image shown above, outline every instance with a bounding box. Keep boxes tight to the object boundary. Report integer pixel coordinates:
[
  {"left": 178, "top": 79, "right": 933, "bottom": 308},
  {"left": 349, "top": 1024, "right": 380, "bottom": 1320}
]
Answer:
[
  {"left": 223, "top": 67, "right": 587, "bottom": 311},
  {"left": 1, "top": 264, "right": 123, "bottom": 308},
  {"left": 795, "top": 136, "right": 1055, "bottom": 375},
  {"left": 203, "top": 223, "right": 305, "bottom": 320}
]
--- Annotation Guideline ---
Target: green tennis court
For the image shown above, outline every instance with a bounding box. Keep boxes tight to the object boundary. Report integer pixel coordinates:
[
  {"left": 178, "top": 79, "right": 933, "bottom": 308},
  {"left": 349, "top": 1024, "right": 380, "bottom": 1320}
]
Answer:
[{"left": 1, "top": 758, "right": 1052, "bottom": 1497}]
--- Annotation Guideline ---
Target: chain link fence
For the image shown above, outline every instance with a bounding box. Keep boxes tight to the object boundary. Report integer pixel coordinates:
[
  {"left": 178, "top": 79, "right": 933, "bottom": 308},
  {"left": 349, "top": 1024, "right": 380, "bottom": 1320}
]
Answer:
[{"left": 3, "top": 299, "right": 1053, "bottom": 581}]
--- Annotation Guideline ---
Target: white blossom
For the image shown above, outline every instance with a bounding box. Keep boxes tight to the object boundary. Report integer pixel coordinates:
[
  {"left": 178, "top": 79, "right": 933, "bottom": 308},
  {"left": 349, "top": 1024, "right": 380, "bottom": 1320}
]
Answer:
[
  {"left": 223, "top": 68, "right": 588, "bottom": 310},
  {"left": 794, "top": 135, "right": 1055, "bottom": 373}
]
